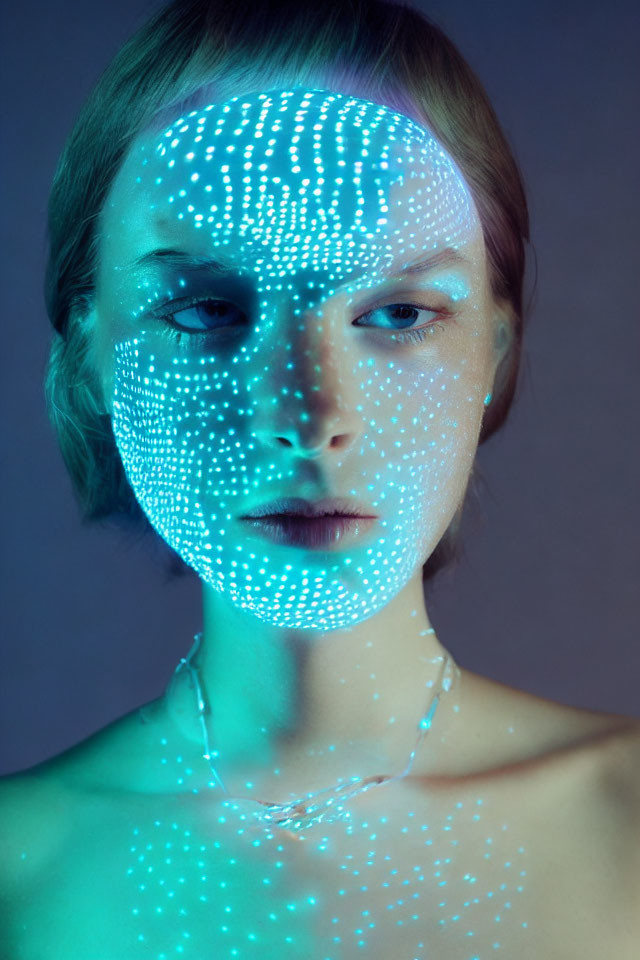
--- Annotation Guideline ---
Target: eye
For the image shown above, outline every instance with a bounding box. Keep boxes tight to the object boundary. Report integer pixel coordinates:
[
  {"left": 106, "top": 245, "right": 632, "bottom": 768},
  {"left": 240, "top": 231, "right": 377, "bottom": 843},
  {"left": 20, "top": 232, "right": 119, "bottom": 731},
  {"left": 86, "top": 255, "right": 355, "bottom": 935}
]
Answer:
[
  {"left": 152, "top": 295, "right": 449, "bottom": 345},
  {"left": 156, "top": 297, "right": 247, "bottom": 334},
  {"left": 353, "top": 301, "right": 449, "bottom": 343},
  {"left": 354, "top": 302, "right": 438, "bottom": 329}
]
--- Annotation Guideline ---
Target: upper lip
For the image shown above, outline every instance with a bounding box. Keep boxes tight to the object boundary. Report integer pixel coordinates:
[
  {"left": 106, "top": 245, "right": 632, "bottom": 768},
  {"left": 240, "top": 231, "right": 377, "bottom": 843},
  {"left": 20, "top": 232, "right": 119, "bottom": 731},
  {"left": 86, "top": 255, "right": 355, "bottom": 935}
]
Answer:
[{"left": 239, "top": 497, "right": 377, "bottom": 519}]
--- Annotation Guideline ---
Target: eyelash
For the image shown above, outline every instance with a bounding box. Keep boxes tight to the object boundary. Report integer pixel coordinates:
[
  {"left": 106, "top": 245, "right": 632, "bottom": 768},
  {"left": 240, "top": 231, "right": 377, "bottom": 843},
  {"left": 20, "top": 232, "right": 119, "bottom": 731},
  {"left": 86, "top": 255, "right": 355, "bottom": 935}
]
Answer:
[{"left": 152, "top": 296, "right": 451, "bottom": 348}]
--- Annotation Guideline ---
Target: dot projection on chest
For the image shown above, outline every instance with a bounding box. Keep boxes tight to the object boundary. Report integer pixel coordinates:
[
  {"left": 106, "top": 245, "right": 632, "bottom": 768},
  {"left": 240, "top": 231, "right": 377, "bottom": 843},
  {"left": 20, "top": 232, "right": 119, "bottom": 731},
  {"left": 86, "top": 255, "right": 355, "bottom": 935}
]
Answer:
[
  {"left": 110, "top": 88, "right": 484, "bottom": 632},
  {"left": 123, "top": 784, "right": 528, "bottom": 958}
]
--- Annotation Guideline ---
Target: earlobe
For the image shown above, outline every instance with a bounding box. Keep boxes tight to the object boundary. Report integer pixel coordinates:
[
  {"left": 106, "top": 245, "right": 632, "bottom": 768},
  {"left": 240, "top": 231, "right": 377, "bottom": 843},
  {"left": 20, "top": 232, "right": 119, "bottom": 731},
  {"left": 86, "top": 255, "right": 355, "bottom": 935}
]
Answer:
[
  {"left": 495, "top": 322, "right": 510, "bottom": 360},
  {"left": 485, "top": 305, "right": 515, "bottom": 408},
  {"left": 492, "top": 300, "right": 515, "bottom": 368},
  {"left": 70, "top": 302, "right": 112, "bottom": 419},
  {"left": 73, "top": 301, "right": 98, "bottom": 337}
]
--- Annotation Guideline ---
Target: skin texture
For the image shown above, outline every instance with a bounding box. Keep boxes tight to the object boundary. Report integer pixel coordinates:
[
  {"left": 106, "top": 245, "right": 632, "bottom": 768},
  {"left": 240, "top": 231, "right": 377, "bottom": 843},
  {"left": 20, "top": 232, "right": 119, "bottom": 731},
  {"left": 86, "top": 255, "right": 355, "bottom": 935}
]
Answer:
[
  {"left": 88, "top": 86, "right": 510, "bottom": 803},
  {"left": 4, "top": 85, "right": 637, "bottom": 960},
  {"left": 17, "top": 86, "right": 629, "bottom": 960}
]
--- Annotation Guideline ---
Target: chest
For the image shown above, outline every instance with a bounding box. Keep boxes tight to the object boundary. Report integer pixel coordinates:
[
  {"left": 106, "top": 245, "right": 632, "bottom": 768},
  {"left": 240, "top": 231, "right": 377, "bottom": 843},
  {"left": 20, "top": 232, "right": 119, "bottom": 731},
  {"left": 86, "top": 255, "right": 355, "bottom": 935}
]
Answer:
[{"left": 5, "top": 779, "right": 633, "bottom": 960}]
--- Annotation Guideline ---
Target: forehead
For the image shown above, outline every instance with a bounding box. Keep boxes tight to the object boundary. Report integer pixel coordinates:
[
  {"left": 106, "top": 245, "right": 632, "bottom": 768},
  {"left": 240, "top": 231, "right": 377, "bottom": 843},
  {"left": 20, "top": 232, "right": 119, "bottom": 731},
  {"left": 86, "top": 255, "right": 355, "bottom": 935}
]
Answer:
[{"left": 102, "top": 88, "right": 481, "bottom": 285}]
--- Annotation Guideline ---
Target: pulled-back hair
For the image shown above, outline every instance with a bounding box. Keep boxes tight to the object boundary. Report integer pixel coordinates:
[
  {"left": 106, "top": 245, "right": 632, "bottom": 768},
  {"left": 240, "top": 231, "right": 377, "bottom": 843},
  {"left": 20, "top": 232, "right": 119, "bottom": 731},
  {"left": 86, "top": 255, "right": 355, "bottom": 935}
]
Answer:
[{"left": 44, "top": 0, "right": 530, "bottom": 586}]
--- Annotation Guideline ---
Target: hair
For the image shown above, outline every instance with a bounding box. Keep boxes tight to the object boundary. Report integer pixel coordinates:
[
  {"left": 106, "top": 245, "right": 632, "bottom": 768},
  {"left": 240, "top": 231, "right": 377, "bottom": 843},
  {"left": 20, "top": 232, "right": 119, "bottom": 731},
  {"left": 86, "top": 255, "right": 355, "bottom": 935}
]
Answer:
[{"left": 43, "top": 0, "right": 530, "bottom": 587}]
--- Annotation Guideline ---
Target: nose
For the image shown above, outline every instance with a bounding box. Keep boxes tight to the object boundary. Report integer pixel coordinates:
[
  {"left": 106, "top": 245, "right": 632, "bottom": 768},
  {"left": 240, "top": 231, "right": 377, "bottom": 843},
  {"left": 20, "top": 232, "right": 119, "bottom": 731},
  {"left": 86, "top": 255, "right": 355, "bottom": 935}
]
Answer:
[
  {"left": 272, "top": 428, "right": 353, "bottom": 459},
  {"left": 254, "top": 383, "right": 359, "bottom": 459},
  {"left": 251, "top": 303, "right": 361, "bottom": 459}
]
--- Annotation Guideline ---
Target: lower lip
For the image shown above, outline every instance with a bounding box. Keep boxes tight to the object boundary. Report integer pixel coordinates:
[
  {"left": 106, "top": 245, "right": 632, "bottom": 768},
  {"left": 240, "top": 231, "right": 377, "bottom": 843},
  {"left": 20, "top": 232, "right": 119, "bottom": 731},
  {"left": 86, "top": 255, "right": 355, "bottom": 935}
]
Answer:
[{"left": 240, "top": 515, "right": 376, "bottom": 550}]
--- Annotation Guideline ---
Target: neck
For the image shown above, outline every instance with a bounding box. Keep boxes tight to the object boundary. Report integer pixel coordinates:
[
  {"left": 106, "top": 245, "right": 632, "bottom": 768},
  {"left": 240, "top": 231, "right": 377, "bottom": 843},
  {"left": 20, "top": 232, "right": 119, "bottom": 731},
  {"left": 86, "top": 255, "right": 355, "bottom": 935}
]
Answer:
[{"left": 164, "top": 573, "right": 451, "bottom": 801}]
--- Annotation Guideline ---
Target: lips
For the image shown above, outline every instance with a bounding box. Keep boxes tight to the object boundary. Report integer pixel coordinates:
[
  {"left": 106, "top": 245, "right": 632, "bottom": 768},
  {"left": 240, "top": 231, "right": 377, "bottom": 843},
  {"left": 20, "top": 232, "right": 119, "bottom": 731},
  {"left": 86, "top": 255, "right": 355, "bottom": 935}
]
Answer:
[
  {"left": 238, "top": 496, "right": 378, "bottom": 550},
  {"left": 240, "top": 513, "right": 376, "bottom": 550},
  {"left": 239, "top": 496, "right": 377, "bottom": 520}
]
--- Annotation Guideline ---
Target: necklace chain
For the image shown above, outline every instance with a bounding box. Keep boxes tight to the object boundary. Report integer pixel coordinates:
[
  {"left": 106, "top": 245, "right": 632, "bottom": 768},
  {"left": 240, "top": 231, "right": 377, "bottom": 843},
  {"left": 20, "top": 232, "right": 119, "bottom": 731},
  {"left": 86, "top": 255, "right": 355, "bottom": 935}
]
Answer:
[{"left": 172, "top": 631, "right": 454, "bottom": 832}]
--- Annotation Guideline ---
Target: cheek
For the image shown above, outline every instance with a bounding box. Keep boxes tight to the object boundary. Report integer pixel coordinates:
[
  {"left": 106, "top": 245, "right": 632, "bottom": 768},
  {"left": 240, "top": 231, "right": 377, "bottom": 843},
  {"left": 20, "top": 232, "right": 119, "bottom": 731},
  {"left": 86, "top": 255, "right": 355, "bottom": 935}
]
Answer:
[
  {"left": 108, "top": 333, "right": 484, "bottom": 628},
  {"left": 383, "top": 355, "right": 486, "bottom": 521},
  {"left": 92, "top": 300, "right": 135, "bottom": 415},
  {"left": 390, "top": 342, "right": 487, "bottom": 441},
  {"left": 408, "top": 385, "right": 484, "bottom": 507},
  {"left": 109, "top": 321, "right": 486, "bottom": 516}
]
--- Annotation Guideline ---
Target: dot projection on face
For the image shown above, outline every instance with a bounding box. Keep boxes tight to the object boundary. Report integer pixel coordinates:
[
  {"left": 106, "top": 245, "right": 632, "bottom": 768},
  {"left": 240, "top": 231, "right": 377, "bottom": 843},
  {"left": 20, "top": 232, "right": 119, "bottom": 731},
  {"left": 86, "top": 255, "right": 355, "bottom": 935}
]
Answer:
[
  {"left": 148, "top": 88, "right": 472, "bottom": 275},
  {"left": 109, "top": 89, "right": 487, "bottom": 633}
]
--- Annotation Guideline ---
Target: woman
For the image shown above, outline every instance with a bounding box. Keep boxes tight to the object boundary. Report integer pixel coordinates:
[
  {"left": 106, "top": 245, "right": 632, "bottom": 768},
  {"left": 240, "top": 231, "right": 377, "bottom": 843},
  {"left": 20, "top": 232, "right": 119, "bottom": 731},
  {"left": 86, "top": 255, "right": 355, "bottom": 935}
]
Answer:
[{"left": 1, "top": 0, "right": 638, "bottom": 956}]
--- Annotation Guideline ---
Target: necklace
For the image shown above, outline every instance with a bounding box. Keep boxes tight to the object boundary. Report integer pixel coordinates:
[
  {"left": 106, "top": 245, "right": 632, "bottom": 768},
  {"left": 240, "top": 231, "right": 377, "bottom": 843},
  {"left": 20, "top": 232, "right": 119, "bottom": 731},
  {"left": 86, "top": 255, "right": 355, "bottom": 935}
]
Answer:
[{"left": 170, "top": 631, "right": 455, "bottom": 833}]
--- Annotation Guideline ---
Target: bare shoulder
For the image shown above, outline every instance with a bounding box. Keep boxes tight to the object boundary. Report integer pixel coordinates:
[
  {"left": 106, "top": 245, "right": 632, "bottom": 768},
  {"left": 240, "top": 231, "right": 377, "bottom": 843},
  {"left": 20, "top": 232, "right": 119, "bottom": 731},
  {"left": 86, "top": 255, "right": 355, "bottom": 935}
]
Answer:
[
  {"left": 0, "top": 697, "right": 167, "bottom": 897},
  {"left": 547, "top": 717, "right": 640, "bottom": 959},
  {"left": 454, "top": 674, "right": 640, "bottom": 953},
  {"left": 589, "top": 717, "right": 640, "bottom": 842},
  {"left": 441, "top": 666, "right": 637, "bottom": 776},
  {"left": 0, "top": 766, "right": 75, "bottom": 897},
  {"left": 577, "top": 717, "right": 640, "bottom": 949},
  {"left": 593, "top": 712, "right": 640, "bottom": 774}
]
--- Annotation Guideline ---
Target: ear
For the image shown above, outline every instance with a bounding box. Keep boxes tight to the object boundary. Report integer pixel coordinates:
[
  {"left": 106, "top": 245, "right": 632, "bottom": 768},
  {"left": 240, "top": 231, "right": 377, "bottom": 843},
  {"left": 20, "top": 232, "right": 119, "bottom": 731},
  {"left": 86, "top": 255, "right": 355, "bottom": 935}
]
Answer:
[
  {"left": 69, "top": 301, "right": 112, "bottom": 419},
  {"left": 488, "top": 299, "right": 515, "bottom": 396}
]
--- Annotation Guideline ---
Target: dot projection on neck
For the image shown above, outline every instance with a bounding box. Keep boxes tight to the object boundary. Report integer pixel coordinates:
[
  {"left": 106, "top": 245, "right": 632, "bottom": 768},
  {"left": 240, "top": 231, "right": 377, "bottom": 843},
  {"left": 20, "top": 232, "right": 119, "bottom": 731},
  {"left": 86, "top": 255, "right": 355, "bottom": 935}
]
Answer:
[{"left": 109, "top": 89, "right": 487, "bottom": 632}]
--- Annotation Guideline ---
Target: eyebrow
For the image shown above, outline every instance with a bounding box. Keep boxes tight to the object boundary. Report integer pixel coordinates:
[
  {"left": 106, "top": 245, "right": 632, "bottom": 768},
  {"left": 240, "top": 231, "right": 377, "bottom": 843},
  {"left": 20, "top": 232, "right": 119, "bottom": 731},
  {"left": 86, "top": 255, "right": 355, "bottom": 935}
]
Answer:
[
  {"left": 392, "top": 247, "right": 470, "bottom": 277},
  {"left": 128, "top": 246, "right": 469, "bottom": 278},
  {"left": 129, "top": 248, "right": 237, "bottom": 274}
]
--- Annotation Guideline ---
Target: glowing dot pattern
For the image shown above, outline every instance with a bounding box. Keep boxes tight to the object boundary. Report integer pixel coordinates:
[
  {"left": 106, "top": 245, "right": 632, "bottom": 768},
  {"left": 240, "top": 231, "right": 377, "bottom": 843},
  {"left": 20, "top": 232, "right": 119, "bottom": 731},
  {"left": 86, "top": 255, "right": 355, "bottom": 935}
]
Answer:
[
  {"left": 149, "top": 89, "right": 473, "bottom": 274},
  {"left": 111, "top": 89, "right": 482, "bottom": 632},
  {"left": 102, "top": 88, "right": 530, "bottom": 955},
  {"left": 122, "top": 773, "right": 529, "bottom": 957}
]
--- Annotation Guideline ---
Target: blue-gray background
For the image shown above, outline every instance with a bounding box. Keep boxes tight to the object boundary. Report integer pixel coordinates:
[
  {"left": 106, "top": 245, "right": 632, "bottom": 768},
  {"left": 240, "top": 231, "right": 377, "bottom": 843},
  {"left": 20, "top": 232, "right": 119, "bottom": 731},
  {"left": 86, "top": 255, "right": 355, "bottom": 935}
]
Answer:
[{"left": 1, "top": 0, "right": 638, "bottom": 774}]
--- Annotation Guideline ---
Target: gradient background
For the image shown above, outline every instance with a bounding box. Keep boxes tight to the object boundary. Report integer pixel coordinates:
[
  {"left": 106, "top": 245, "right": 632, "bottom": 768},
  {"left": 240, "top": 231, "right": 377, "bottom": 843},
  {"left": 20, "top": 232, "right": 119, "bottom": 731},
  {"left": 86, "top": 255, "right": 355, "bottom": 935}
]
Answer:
[{"left": 1, "top": 0, "right": 638, "bottom": 775}]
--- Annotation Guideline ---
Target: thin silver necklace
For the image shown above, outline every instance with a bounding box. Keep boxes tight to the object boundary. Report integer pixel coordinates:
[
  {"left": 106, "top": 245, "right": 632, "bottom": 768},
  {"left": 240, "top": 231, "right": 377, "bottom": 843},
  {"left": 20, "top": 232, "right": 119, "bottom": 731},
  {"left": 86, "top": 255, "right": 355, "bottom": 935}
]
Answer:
[{"left": 172, "top": 631, "right": 455, "bottom": 833}]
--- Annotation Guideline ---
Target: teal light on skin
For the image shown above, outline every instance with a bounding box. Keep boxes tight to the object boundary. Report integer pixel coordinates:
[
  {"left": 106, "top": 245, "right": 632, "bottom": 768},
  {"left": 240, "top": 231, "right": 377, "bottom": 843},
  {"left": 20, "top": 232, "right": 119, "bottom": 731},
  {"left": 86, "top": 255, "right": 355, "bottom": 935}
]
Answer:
[
  {"left": 118, "top": 795, "right": 528, "bottom": 957},
  {"left": 103, "top": 89, "right": 485, "bottom": 632},
  {"left": 83, "top": 89, "right": 527, "bottom": 956}
]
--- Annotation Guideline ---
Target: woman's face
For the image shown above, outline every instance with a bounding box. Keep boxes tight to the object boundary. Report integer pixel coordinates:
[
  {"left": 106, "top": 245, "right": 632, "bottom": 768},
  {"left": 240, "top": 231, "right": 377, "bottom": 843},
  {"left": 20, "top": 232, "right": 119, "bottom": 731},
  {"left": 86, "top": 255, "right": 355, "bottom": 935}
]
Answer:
[{"left": 91, "top": 87, "right": 506, "bottom": 631}]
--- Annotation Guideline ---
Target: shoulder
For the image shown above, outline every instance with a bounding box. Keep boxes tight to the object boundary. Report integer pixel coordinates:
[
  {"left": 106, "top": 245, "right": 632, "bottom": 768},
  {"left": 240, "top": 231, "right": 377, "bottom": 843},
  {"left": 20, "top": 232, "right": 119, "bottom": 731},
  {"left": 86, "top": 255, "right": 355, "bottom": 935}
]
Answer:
[
  {"left": 575, "top": 718, "right": 640, "bottom": 953},
  {"left": 0, "top": 697, "right": 170, "bottom": 895},
  {"left": 593, "top": 714, "right": 640, "bottom": 784},
  {"left": 440, "top": 666, "right": 637, "bottom": 778},
  {"left": 472, "top": 680, "right": 640, "bottom": 952},
  {"left": 0, "top": 767, "right": 74, "bottom": 898},
  {"left": 530, "top": 718, "right": 640, "bottom": 958},
  {"left": 589, "top": 718, "right": 640, "bottom": 862}
]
